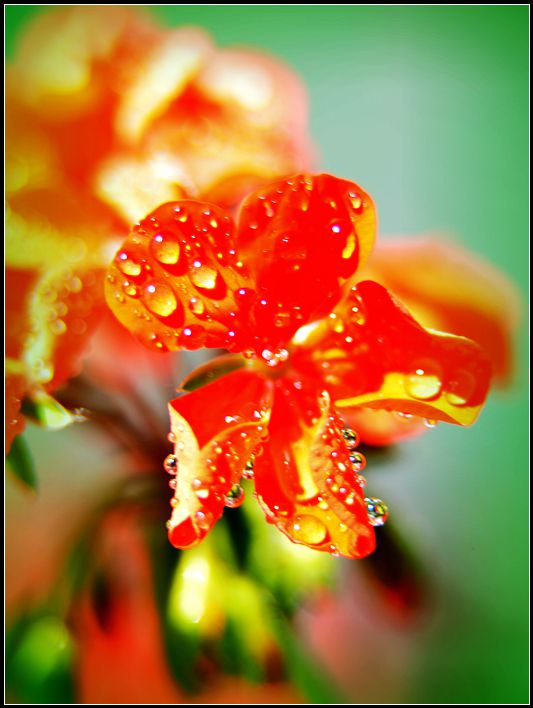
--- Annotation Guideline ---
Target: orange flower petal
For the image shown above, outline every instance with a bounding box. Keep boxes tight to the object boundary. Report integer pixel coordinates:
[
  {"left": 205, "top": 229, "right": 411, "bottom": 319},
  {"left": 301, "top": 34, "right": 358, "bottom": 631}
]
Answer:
[
  {"left": 166, "top": 369, "right": 273, "bottom": 549},
  {"left": 105, "top": 200, "right": 251, "bottom": 352},
  {"left": 105, "top": 174, "right": 376, "bottom": 355},
  {"left": 292, "top": 280, "right": 492, "bottom": 426},
  {"left": 253, "top": 380, "right": 375, "bottom": 559},
  {"left": 363, "top": 237, "right": 519, "bottom": 383}
]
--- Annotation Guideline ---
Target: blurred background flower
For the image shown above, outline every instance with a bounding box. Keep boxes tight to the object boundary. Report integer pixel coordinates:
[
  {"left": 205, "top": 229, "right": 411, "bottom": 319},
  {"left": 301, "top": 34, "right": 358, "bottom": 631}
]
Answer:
[{"left": 5, "top": 5, "right": 528, "bottom": 704}]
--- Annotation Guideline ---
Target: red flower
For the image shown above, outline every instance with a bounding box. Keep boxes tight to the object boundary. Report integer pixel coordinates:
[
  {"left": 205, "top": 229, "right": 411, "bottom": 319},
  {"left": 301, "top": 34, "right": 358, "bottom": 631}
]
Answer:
[{"left": 105, "top": 173, "right": 492, "bottom": 559}]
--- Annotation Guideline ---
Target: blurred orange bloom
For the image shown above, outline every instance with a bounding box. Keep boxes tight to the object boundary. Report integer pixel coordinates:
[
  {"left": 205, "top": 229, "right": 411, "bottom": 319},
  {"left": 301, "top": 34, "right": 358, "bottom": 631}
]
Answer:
[{"left": 5, "top": 6, "right": 313, "bottom": 452}]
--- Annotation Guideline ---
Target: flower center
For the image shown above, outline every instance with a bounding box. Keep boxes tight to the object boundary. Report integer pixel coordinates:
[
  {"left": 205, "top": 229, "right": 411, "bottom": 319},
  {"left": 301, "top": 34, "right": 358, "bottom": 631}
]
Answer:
[{"left": 246, "top": 346, "right": 292, "bottom": 378}]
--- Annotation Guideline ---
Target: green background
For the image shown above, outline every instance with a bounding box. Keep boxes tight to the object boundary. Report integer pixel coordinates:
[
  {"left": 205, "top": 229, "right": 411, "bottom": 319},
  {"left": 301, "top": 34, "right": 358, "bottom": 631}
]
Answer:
[{"left": 6, "top": 5, "right": 529, "bottom": 703}]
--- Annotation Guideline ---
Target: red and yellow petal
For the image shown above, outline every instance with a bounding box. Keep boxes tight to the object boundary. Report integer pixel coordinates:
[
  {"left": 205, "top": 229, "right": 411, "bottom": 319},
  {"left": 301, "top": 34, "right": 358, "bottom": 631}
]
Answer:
[
  {"left": 253, "top": 379, "right": 375, "bottom": 559},
  {"left": 166, "top": 369, "right": 273, "bottom": 549},
  {"left": 105, "top": 200, "right": 253, "bottom": 352},
  {"left": 292, "top": 280, "right": 492, "bottom": 427},
  {"left": 363, "top": 237, "right": 519, "bottom": 383}
]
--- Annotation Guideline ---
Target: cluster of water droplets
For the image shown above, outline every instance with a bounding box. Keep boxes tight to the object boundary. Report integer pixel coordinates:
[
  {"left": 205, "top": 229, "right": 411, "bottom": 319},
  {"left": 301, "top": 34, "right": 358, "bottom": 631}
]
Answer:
[
  {"left": 340, "top": 425, "right": 389, "bottom": 528},
  {"left": 108, "top": 205, "right": 250, "bottom": 352}
]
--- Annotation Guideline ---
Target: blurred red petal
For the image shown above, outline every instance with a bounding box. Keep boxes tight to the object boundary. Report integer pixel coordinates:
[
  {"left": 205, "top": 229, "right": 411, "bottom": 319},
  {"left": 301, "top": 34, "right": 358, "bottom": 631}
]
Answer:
[
  {"left": 342, "top": 408, "right": 426, "bottom": 447},
  {"left": 74, "top": 511, "right": 182, "bottom": 704},
  {"left": 254, "top": 380, "right": 375, "bottom": 559},
  {"left": 364, "top": 237, "right": 519, "bottom": 383},
  {"left": 167, "top": 369, "right": 273, "bottom": 549},
  {"left": 293, "top": 280, "right": 492, "bottom": 427}
]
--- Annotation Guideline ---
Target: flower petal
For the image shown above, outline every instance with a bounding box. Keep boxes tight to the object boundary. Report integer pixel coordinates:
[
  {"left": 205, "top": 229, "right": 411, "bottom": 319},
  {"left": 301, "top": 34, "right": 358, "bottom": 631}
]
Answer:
[
  {"left": 166, "top": 369, "right": 273, "bottom": 549},
  {"left": 293, "top": 281, "right": 492, "bottom": 426},
  {"left": 105, "top": 201, "right": 252, "bottom": 352},
  {"left": 253, "top": 380, "right": 375, "bottom": 559},
  {"left": 363, "top": 237, "right": 519, "bottom": 383},
  {"left": 237, "top": 173, "right": 376, "bottom": 348}
]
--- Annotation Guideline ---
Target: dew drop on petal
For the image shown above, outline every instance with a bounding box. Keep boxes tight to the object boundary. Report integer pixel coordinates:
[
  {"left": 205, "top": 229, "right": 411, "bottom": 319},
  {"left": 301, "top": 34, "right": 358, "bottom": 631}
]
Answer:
[
  {"left": 144, "top": 282, "right": 178, "bottom": 317},
  {"left": 164, "top": 454, "right": 178, "bottom": 474},
  {"left": 150, "top": 232, "right": 181, "bottom": 265},
  {"left": 242, "top": 456, "right": 255, "bottom": 480},
  {"left": 189, "top": 297, "right": 205, "bottom": 316},
  {"left": 50, "top": 319, "right": 67, "bottom": 335},
  {"left": 405, "top": 360, "right": 443, "bottom": 401},
  {"left": 224, "top": 483, "right": 245, "bottom": 508},
  {"left": 289, "top": 515, "right": 328, "bottom": 545},
  {"left": 194, "top": 510, "right": 211, "bottom": 530},
  {"left": 349, "top": 451, "right": 366, "bottom": 472},
  {"left": 123, "top": 282, "right": 139, "bottom": 298},
  {"left": 116, "top": 251, "right": 142, "bottom": 277},
  {"left": 191, "top": 265, "right": 223, "bottom": 295},
  {"left": 446, "top": 368, "right": 477, "bottom": 407},
  {"left": 342, "top": 427, "right": 359, "bottom": 450},
  {"left": 365, "top": 497, "right": 388, "bottom": 526}
]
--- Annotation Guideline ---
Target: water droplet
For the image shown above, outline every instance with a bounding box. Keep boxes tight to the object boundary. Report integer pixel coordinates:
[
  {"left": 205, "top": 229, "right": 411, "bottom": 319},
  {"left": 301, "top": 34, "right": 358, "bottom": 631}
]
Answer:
[
  {"left": 289, "top": 515, "right": 328, "bottom": 546},
  {"left": 169, "top": 478, "right": 177, "bottom": 489},
  {"left": 365, "top": 497, "right": 388, "bottom": 527},
  {"left": 194, "top": 510, "right": 211, "bottom": 530},
  {"left": 190, "top": 265, "right": 224, "bottom": 296},
  {"left": 164, "top": 454, "right": 178, "bottom": 474},
  {"left": 405, "top": 361, "right": 443, "bottom": 401},
  {"left": 177, "top": 325, "right": 205, "bottom": 349},
  {"left": 224, "top": 483, "right": 245, "bottom": 508},
  {"left": 49, "top": 319, "right": 67, "bottom": 335},
  {"left": 123, "top": 282, "right": 139, "bottom": 298},
  {"left": 116, "top": 251, "right": 142, "bottom": 277},
  {"left": 446, "top": 368, "right": 476, "bottom": 407},
  {"left": 395, "top": 411, "right": 414, "bottom": 420},
  {"left": 189, "top": 297, "right": 205, "bottom": 316},
  {"left": 167, "top": 432, "right": 176, "bottom": 443},
  {"left": 150, "top": 232, "right": 181, "bottom": 265},
  {"left": 342, "top": 427, "right": 359, "bottom": 450},
  {"left": 243, "top": 456, "right": 255, "bottom": 480},
  {"left": 424, "top": 418, "right": 438, "bottom": 429},
  {"left": 144, "top": 282, "right": 177, "bottom": 317},
  {"left": 261, "top": 347, "right": 289, "bottom": 368},
  {"left": 349, "top": 451, "right": 366, "bottom": 472}
]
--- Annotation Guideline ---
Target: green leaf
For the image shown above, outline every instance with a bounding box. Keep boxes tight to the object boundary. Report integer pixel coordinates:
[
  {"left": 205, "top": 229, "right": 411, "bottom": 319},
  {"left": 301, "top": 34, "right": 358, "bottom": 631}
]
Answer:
[{"left": 6, "top": 434, "right": 37, "bottom": 490}]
